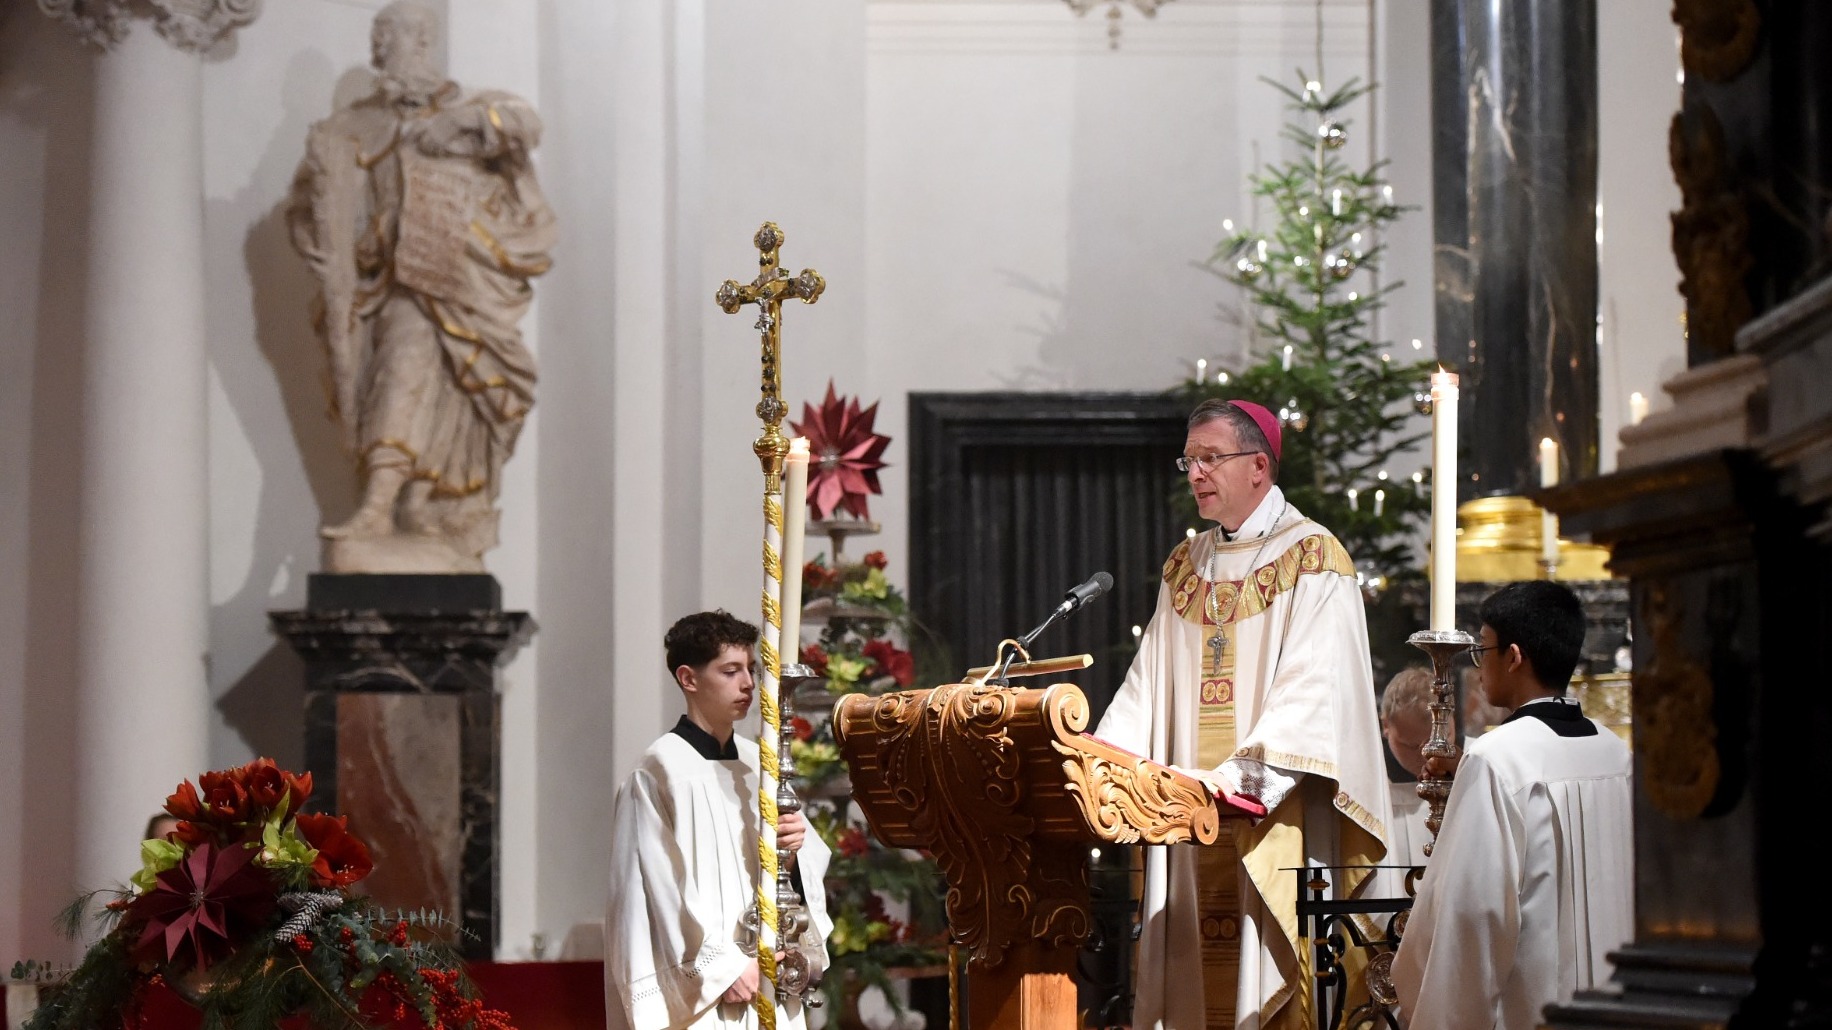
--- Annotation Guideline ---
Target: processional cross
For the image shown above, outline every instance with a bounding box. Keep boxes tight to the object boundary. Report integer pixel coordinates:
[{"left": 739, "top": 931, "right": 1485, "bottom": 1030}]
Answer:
[
  {"left": 716, "top": 222, "right": 826, "bottom": 487},
  {"left": 714, "top": 222, "right": 826, "bottom": 1016}
]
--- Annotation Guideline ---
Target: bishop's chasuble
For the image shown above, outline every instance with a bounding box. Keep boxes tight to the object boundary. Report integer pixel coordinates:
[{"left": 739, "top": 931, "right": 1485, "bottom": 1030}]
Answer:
[
  {"left": 1096, "top": 488, "right": 1392, "bottom": 1030},
  {"left": 604, "top": 725, "right": 833, "bottom": 1030}
]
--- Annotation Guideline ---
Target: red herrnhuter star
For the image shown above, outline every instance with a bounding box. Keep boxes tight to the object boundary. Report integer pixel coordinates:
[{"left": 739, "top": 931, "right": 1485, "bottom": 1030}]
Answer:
[{"left": 790, "top": 381, "right": 891, "bottom": 521}]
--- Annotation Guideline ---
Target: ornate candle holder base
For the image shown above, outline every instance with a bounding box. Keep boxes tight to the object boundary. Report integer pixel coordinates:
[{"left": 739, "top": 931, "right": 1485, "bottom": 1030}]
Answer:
[{"left": 1407, "top": 629, "right": 1477, "bottom": 856}]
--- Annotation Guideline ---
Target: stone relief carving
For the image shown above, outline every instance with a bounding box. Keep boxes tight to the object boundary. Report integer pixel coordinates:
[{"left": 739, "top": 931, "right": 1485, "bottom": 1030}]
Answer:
[
  {"left": 287, "top": 1, "right": 556, "bottom": 574},
  {"left": 1634, "top": 584, "right": 1722, "bottom": 820},
  {"left": 1670, "top": 105, "right": 1754, "bottom": 362},
  {"left": 36, "top": 0, "right": 259, "bottom": 52},
  {"left": 1672, "top": 0, "right": 1761, "bottom": 84}
]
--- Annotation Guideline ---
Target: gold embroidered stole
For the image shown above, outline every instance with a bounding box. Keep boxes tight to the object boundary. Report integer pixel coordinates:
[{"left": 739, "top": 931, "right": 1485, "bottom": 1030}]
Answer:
[{"left": 1196, "top": 579, "right": 1243, "bottom": 1029}]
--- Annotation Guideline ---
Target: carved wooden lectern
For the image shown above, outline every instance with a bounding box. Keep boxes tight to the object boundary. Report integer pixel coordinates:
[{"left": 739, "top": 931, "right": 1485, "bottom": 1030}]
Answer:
[{"left": 833, "top": 680, "right": 1221, "bottom": 1030}]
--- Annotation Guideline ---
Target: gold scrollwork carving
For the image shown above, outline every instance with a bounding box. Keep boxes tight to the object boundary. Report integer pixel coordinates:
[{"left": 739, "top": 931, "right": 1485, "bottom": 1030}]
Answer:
[
  {"left": 834, "top": 681, "right": 1219, "bottom": 972},
  {"left": 1634, "top": 584, "right": 1722, "bottom": 819}
]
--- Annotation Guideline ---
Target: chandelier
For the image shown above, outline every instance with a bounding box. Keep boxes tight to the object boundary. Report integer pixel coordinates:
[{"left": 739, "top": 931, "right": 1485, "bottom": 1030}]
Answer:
[{"left": 1064, "top": 0, "right": 1174, "bottom": 50}]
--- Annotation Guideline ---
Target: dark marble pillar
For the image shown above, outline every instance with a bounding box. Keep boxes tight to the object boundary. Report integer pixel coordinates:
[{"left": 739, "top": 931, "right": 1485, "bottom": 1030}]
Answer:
[
  {"left": 1541, "top": 451, "right": 1832, "bottom": 1028},
  {"left": 1430, "top": 0, "right": 1600, "bottom": 495},
  {"left": 270, "top": 574, "right": 533, "bottom": 960}
]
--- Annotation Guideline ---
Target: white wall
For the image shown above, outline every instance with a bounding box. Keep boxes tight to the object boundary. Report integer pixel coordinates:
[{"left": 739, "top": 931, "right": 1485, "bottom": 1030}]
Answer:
[
  {"left": 0, "top": 0, "right": 1688, "bottom": 964},
  {"left": 1597, "top": 2, "right": 1685, "bottom": 469},
  {"left": 860, "top": 0, "right": 1378, "bottom": 578}
]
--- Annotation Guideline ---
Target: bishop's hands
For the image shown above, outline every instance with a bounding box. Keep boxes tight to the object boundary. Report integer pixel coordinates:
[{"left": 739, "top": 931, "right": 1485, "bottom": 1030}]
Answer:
[{"left": 1175, "top": 766, "right": 1268, "bottom": 821}]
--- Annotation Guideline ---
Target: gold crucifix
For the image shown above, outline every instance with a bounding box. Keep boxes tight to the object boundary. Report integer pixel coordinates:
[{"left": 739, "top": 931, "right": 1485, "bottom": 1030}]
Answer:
[{"left": 715, "top": 222, "right": 825, "bottom": 490}]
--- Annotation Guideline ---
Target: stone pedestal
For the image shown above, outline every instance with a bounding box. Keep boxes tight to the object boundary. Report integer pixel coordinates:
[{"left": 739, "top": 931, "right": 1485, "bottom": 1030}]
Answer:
[{"left": 270, "top": 574, "right": 533, "bottom": 960}]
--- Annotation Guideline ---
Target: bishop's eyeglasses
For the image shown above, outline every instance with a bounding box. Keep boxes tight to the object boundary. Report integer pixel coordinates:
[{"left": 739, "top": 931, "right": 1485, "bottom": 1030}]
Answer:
[{"left": 1175, "top": 451, "right": 1257, "bottom": 473}]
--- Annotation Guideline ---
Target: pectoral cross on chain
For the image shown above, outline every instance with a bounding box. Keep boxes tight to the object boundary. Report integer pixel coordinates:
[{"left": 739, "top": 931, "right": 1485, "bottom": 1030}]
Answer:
[
  {"left": 1206, "top": 631, "right": 1227, "bottom": 672},
  {"left": 715, "top": 222, "right": 825, "bottom": 488}
]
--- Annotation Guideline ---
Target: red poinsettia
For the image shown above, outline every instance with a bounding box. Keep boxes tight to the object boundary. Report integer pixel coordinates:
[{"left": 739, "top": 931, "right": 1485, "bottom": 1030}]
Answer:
[
  {"left": 789, "top": 381, "right": 890, "bottom": 521},
  {"left": 294, "top": 813, "right": 375, "bottom": 888},
  {"left": 128, "top": 842, "right": 277, "bottom": 971},
  {"left": 861, "top": 638, "right": 915, "bottom": 688}
]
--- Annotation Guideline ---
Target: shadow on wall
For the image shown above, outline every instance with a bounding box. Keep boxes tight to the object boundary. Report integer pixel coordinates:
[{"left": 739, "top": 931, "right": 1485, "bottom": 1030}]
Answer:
[
  {"left": 204, "top": 55, "right": 378, "bottom": 771},
  {"left": 5, "top": 3, "right": 96, "bottom": 962}
]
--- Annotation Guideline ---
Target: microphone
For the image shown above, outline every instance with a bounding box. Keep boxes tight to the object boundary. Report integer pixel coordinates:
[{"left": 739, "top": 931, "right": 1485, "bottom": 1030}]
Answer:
[
  {"left": 1058, "top": 572, "right": 1114, "bottom": 616},
  {"left": 993, "top": 572, "right": 1116, "bottom": 683}
]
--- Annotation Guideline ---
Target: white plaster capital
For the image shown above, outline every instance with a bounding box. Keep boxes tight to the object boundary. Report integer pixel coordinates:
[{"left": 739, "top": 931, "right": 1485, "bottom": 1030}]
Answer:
[{"left": 36, "top": 0, "right": 261, "bottom": 53}]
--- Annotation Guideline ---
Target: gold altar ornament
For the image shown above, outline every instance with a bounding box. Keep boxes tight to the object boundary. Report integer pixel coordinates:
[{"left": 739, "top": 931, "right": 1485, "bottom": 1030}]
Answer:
[{"left": 717, "top": 222, "right": 826, "bottom": 493}]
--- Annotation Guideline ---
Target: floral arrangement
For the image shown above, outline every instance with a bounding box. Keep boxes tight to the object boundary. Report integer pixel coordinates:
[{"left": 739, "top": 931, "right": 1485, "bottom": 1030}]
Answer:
[
  {"left": 785, "top": 549, "right": 949, "bottom": 1015},
  {"left": 789, "top": 381, "right": 891, "bottom": 521},
  {"left": 21, "top": 759, "right": 512, "bottom": 1030}
]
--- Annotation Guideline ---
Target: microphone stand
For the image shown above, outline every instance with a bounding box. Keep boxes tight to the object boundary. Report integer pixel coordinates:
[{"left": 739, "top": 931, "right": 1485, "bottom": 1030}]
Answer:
[{"left": 990, "top": 604, "right": 1075, "bottom": 685}]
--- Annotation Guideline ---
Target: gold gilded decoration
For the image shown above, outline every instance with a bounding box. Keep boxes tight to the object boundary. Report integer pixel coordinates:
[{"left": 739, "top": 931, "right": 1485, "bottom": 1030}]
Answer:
[
  {"left": 1165, "top": 532, "right": 1355, "bottom": 625},
  {"left": 835, "top": 681, "right": 1218, "bottom": 971},
  {"left": 716, "top": 222, "right": 825, "bottom": 492},
  {"left": 1635, "top": 585, "right": 1721, "bottom": 819},
  {"left": 1453, "top": 496, "right": 1613, "bottom": 582},
  {"left": 761, "top": 595, "right": 782, "bottom": 630},
  {"left": 1671, "top": 106, "right": 1754, "bottom": 362},
  {"left": 1673, "top": 0, "right": 1761, "bottom": 83}
]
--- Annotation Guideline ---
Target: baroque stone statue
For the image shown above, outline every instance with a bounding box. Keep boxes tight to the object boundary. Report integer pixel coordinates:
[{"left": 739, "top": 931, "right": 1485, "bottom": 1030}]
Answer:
[{"left": 287, "top": 0, "right": 555, "bottom": 573}]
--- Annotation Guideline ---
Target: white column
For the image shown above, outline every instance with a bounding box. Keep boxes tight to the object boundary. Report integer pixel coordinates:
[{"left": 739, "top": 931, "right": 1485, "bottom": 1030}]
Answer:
[{"left": 73, "top": 24, "right": 211, "bottom": 899}]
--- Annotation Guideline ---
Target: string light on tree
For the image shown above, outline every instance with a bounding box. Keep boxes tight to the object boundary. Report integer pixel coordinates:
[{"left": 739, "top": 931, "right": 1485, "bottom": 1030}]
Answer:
[{"left": 1187, "top": 70, "right": 1435, "bottom": 653}]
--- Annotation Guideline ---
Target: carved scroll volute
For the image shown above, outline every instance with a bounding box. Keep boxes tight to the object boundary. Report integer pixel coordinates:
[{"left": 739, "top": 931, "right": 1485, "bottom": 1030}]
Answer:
[
  {"left": 1046, "top": 682, "right": 1220, "bottom": 848},
  {"left": 834, "top": 681, "right": 1221, "bottom": 973}
]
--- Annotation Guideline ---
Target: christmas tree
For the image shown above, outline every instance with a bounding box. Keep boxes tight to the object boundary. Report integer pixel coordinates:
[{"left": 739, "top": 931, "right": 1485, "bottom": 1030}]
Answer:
[{"left": 1186, "top": 73, "right": 1436, "bottom": 674}]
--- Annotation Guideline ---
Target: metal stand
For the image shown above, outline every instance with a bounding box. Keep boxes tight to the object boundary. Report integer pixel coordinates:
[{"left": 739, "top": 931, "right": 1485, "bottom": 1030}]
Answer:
[{"left": 1406, "top": 629, "right": 1477, "bottom": 855}]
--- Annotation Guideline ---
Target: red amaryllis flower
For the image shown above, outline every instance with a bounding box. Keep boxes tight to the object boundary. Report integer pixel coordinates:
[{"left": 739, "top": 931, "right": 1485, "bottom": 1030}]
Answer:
[
  {"left": 127, "top": 842, "right": 276, "bottom": 971},
  {"left": 862, "top": 551, "right": 888, "bottom": 570},
  {"left": 242, "top": 758, "right": 289, "bottom": 809},
  {"left": 171, "top": 820, "right": 214, "bottom": 849},
  {"left": 862, "top": 638, "right": 915, "bottom": 687},
  {"left": 791, "top": 717, "right": 814, "bottom": 742},
  {"left": 802, "top": 561, "right": 837, "bottom": 591},
  {"left": 197, "top": 769, "right": 250, "bottom": 823},
  {"left": 163, "top": 781, "right": 207, "bottom": 822},
  {"left": 294, "top": 812, "right": 374, "bottom": 888},
  {"left": 789, "top": 381, "right": 890, "bottom": 521}
]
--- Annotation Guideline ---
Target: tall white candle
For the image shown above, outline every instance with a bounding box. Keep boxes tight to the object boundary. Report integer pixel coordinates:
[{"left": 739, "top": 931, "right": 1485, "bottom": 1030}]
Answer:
[
  {"left": 1196, "top": 358, "right": 1207, "bottom": 383},
  {"left": 1429, "top": 368, "right": 1459, "bottom": 630},
  {"left": 1347, "top": 487, "right": 1359, "bottom": 511},
  {"left": 1539, "top": 437, "right": 1559, "bottom": 574},
  {"left": 1373, "top": 489, "right": 1386, "bottom": 517},
  {"left": 781, "top": 438, "right": 811, "bottom": 665}
]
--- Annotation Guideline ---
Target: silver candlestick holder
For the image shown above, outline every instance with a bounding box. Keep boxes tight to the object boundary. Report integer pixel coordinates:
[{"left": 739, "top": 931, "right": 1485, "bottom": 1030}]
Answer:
[
  {"left": 773, "top": 661, "right": 824, "bottom": 1007},
  {"left": 1407, "top": 628, "right": 1477, "bottom": 856}
]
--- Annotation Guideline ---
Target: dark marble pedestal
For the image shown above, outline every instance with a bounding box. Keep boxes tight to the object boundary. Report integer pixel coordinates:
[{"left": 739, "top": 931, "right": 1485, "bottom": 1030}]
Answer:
[{"left": 270, "top": 574, "right": 534, "bottom": 960}]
